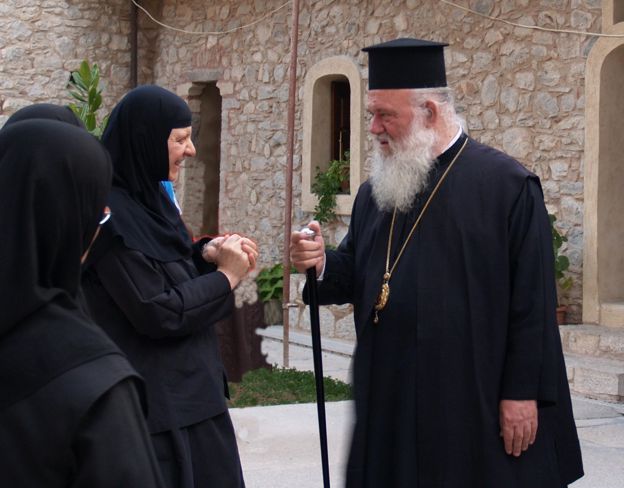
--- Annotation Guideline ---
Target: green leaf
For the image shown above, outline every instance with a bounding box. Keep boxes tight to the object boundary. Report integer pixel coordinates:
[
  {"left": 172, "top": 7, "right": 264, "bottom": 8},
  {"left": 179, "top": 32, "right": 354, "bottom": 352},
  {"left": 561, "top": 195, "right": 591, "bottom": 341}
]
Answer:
[
  {"left": 79, "top": 60, "right": 92, "bottom": 83},
  {"left": 68, "top": 90, "right": 87, "bottom": 103},
  {"left": 256, "top": 264, "right": 287, "bottom": 301},
  {"left": 71, "top": 71, "right": 88, "bottom": 91},
  {"left": 560, "top": 276, "right": 573, "bottom": 291},
  {"left": 85, "top": 113, "right": 96, "bottom": 132},
  {"left": 90, "top": 62, "right": 100, "bottom": 78},
  {"left": 78, "top": 104, "right": 88, "bottom": 121},
  {"left": 92, "top": 92, "right": 102, "bottom": 111}
]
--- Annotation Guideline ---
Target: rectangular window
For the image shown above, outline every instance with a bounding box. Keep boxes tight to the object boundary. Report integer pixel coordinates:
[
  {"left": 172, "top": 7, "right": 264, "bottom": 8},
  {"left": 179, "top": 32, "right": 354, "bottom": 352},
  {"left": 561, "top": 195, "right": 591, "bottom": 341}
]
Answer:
[{"left": 331, "top": 80, "right": 350, "bottom": 162}]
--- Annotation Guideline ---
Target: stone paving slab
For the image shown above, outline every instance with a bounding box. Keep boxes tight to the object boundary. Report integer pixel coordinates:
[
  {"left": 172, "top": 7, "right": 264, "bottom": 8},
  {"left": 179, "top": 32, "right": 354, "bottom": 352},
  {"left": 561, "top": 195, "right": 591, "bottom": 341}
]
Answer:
[{"left": 230, "top": 338, "right": 624, "bottom": 488}]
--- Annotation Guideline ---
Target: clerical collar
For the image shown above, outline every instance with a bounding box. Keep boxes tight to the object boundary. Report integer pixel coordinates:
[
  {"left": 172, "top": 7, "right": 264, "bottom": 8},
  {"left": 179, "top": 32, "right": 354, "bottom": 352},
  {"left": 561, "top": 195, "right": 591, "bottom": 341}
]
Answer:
[{"left": 439, "top": 126, "right": 463, "bottom": 155}]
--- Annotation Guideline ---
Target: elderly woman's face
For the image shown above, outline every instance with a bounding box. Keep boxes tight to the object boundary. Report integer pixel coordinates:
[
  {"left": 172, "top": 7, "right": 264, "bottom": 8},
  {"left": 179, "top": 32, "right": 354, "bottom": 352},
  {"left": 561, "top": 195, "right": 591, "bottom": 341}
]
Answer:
[{"left": 167, "top": 126, "right": 196, "bottom": 182}]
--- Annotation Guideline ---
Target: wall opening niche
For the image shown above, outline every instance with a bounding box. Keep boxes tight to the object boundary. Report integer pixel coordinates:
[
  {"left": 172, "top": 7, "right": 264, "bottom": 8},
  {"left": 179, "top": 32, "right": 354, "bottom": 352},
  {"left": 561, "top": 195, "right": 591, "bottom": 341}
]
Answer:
[
  {"left": 177, "top": 77, "right": 222, "bottom": 238},
  {"left": 302, "top": 56, "right": 363, "bottom": 216}
]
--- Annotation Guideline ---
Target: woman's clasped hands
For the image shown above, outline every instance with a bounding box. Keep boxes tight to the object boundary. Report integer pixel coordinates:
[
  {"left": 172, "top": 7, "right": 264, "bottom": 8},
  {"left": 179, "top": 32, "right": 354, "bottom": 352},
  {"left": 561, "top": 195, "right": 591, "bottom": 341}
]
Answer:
[{"left": 202, "top": 234, "right": 258, "bottom": 289}]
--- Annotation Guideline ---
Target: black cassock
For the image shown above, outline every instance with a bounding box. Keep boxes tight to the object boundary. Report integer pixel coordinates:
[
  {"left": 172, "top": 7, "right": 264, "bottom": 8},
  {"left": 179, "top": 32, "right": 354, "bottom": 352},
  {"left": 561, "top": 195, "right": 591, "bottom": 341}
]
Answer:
[{"left": 314, "top": 134, "right": 583, "bottom": 487}]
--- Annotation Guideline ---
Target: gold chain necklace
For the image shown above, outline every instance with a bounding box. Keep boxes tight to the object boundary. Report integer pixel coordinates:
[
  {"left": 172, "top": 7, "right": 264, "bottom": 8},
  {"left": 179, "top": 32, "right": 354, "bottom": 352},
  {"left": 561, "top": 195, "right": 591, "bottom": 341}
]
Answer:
[{"left": 373, "top": 137, "right": 468, "bottom": 324}]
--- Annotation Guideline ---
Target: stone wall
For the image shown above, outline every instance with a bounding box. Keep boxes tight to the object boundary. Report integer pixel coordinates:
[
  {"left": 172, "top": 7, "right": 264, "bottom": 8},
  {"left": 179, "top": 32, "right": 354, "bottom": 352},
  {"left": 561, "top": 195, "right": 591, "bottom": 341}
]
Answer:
[
  {"left": 289, "top": 274, "right": 355, "bottom": 341},
  {"left": 0, "top": 0, "right": 600, "bottom": 331},
  {"left": 0, "top": 0, "right": 139, "bottom": 126},
  {"left": 147, "top": 0, "right": 598, "bottom": 329}
]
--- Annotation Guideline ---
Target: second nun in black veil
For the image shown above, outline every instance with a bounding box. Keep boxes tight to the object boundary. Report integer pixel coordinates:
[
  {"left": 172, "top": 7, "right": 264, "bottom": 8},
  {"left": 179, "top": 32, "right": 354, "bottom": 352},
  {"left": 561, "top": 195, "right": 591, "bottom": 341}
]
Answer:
[
  {"left": 0, "top": 120, "right": 165, "bottom": 487},
  {"left": 3, "top": 102, "right": 85, "bottom": 128},
  {"left": 82, "top": 85, "right": 255, "bottom": 488}
]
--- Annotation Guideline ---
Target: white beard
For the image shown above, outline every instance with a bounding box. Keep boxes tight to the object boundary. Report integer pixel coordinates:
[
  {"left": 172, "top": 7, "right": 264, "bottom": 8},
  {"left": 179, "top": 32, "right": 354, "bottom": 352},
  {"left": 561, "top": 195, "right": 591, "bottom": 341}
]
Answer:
[{"left": 370, "top": 122, "right": 437, "bottom": 213}]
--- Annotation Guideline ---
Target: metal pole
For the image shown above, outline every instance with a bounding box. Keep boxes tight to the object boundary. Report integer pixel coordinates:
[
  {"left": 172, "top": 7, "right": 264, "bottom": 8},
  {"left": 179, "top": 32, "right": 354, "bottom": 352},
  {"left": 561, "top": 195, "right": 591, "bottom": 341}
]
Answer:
[
  {"left": 130, "top": 1, "right": 138, "bottom": 88},
  {"left": 282, "top": 0, "right": 301, "bottom": 367}
]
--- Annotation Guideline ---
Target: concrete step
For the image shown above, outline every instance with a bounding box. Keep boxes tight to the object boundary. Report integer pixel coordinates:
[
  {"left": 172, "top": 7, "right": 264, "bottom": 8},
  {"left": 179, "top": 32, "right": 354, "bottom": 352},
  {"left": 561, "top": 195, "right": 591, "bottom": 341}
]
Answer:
[
  {"left": 560, "top": 324, "right": 624, "bottom": 361},
  {"left": 565, "top": 353, "right": 624, "bottom": 402}
]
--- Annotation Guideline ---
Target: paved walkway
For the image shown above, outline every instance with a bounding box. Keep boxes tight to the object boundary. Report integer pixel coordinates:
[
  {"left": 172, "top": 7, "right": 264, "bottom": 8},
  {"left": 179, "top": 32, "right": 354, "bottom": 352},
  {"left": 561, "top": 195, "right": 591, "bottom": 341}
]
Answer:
[{"left": 229, "top": 333, "right": 624, "bottom": 488}]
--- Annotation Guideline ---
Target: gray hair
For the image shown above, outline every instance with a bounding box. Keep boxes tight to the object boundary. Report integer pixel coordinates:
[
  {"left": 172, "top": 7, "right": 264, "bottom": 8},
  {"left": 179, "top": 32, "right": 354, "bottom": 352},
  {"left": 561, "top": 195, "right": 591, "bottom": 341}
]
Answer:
[{"left": 408, "top": 88, "right": 465, "bottom": 131}]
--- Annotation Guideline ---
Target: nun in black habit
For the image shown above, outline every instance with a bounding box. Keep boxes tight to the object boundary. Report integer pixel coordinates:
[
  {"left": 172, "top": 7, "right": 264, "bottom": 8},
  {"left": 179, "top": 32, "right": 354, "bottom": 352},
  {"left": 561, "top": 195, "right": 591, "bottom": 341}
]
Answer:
[
  {"left": 291, "top": 39, "right": 583, "bottom": 487},
  {"left": 0, "top": 120, "right": 165, "bottom": 487},
  {"left": 81, "top": 85, "right": 253, "bottom": 488},
  {"left": 3, "top": 102, "right": 85, "bottom": 128}
]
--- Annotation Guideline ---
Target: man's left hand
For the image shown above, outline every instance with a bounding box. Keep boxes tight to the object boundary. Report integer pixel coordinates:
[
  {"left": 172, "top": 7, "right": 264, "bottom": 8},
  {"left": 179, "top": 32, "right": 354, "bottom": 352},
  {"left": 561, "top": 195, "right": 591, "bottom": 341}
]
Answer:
[{"left": 499, "top": 399, "right": 538, "bottom": 457}]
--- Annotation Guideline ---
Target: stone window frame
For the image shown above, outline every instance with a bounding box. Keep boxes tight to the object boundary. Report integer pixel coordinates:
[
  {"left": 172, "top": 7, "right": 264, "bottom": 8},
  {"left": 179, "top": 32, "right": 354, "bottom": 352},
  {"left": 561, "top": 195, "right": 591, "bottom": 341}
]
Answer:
[{"left": 301, "top": 56, "right": 364, "bottom": 215}]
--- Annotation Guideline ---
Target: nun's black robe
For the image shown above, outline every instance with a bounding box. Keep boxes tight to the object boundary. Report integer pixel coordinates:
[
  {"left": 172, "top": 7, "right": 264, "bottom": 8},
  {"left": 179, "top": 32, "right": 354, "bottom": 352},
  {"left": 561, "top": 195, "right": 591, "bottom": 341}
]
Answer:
[
  {"left": 314, "top": 135, "right": 583, "bottom": 487},
  {"left": 82, "top": 240, "right": 244, "bottom": 488},
  {"left": 0, "top": 120, "right": 165, "bottom": 488},
  {"left": 81, "top": 85, "right": 245, "bottom": 488},
  {"left": 0, "top": 305, "right": 164, "bottom": 488}
]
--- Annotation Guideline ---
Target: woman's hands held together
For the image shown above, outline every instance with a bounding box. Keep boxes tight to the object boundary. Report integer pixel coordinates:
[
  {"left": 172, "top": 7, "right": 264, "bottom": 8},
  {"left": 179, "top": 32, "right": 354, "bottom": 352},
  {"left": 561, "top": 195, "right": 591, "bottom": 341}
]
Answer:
[{"left": 204, "top": 234, "right": 258, "bottom": 289}]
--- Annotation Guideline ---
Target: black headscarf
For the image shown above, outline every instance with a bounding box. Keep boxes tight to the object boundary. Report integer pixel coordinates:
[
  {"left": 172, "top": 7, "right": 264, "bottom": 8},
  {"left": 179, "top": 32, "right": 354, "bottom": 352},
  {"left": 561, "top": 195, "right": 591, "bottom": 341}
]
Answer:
[
  {"left": 93, "top": 85, "right": 193, "bottom": 263},
  {"left": 0, "top": 120, "right": 122, "bottom": 408},
  {"left": 4, "top": 103, "right": 85, "bottom": 128}
]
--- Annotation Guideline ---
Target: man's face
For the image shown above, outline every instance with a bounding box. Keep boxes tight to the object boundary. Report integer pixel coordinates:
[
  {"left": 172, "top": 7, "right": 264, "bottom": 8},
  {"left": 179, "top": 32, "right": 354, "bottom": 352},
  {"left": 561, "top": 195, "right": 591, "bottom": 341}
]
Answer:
[
  {"left": 366, "top": 89, "right": 415, "bottom": 152},
  {"left": 167, "top": 126, "right": 196, "bottom": 182},
  {"left": 368, "top": 90, "right": 437, "bottom": 213}
]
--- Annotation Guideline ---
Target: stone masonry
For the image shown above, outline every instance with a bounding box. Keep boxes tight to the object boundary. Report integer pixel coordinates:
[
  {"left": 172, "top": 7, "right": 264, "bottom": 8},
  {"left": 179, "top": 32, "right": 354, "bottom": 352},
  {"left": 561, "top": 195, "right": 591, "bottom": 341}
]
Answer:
[{"left": 0, "top": 0, "right": 602, "bottom": 337}]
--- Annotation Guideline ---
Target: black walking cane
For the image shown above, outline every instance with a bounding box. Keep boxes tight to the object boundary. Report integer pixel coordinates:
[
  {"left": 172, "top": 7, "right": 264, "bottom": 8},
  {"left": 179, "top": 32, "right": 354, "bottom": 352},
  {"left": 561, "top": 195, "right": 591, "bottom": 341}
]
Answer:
[{"left": 301, "top": 227, "right": 331, "bottom": 488}]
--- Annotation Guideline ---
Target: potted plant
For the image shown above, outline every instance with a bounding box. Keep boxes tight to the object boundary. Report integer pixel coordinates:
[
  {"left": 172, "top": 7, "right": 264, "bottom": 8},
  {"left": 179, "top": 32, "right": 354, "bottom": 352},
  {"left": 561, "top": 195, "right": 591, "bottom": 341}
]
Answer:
[
  {"left": 550, "top": 214, "right": 573, "bottom": 325},
  {"left": 311, "top": 152, "right": 350, "bottom": 224},
  {"left": 255, "top": 263, "right": 285, "bottom": 326}
]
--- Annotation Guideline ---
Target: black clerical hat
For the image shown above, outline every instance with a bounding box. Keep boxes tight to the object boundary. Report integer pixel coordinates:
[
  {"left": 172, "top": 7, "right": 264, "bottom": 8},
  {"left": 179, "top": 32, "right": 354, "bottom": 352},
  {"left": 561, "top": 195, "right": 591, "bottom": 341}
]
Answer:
[{"left": 362, "top": 38, "right": 449, "bottom": 90}]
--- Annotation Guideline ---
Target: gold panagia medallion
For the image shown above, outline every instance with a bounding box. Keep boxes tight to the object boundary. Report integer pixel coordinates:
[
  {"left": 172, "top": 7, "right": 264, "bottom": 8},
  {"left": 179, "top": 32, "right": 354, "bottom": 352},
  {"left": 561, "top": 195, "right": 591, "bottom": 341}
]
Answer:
[
  {"left": 375, "top": 282, "right": 390, "bottom": 311},
  {"left": 373, "top": 273, "right": 391, "bottom": 324}
]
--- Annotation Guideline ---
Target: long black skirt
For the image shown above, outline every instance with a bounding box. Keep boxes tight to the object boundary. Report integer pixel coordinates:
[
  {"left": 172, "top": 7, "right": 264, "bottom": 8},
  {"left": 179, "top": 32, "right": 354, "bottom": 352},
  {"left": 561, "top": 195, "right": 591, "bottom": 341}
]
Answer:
[{"left": 152, "top": 411, "right": 245, "bottom": 488}]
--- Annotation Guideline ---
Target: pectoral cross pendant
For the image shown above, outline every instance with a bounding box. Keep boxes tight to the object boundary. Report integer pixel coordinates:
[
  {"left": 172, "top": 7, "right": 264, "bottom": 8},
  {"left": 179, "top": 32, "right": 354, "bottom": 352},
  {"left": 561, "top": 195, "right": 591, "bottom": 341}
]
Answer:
[{"left": 373, "top": 272, "right": 391, "bottom": 324}]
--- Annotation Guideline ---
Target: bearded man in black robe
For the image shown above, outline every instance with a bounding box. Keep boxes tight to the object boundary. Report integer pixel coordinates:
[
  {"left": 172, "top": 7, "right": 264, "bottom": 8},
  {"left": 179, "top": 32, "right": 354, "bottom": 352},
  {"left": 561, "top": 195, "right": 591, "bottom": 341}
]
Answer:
[{"left": 290, "top": 38, "right": 583, "bottom": 488}]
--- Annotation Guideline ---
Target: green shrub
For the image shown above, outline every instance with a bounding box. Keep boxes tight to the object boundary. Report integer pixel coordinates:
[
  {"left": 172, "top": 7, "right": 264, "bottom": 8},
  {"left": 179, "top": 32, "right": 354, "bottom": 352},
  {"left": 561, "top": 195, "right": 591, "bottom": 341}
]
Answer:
[
  {"left": 312, "top": 153, "right": 350, "bottom": 224},
  {"left": 549, "top": 214, "right": 573, "bottom": 302},
  {"left": 255, "top": 263, "right": 285, "bottom": 302},
  {"left": 67, "top": 60, "right": 109, "bottom": 138}
]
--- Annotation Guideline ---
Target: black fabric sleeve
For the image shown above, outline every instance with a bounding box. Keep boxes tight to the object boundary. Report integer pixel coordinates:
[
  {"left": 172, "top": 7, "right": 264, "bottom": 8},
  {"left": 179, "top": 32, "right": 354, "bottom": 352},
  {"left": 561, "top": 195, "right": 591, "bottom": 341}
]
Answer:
[
  {"left": 191, "top": 236, "right": 218, "bottom": 275},
  {"left": 70, "top": 378, "right": 166, "bottom": 488},
  {"left": 500, "top": 177, "right": 559, "bottom": 403},
  {"left": 313, "top": 247, "right": 356, "bottom": 305},
  {"left": 94, "top": 244, "right": 234, "bottom": 339}
]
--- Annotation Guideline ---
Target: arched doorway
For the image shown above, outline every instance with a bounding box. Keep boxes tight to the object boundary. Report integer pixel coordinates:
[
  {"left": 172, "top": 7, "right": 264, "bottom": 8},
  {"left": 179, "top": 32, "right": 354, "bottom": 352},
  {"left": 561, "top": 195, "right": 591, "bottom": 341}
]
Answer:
[
  {"left": 583, "top": 2, "right": 624, "bottom": 327},
  {"left": 197, "top": 83, "right": 221, "bottom": 236},
  {"left": 177, "top": 80, "right": 222, "bottom": 237}
]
